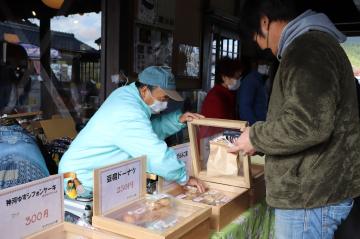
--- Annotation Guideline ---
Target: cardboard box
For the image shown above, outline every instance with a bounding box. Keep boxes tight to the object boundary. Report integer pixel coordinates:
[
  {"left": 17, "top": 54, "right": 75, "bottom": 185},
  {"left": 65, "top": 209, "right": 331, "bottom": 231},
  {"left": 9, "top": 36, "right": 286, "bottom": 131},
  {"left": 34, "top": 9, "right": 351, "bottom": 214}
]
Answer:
[
  {"left": 39, "top": 117, "right": 77, "bottom": 141},
  {"left": 92, "top": 156, "right": 212, "bottom": 239}
]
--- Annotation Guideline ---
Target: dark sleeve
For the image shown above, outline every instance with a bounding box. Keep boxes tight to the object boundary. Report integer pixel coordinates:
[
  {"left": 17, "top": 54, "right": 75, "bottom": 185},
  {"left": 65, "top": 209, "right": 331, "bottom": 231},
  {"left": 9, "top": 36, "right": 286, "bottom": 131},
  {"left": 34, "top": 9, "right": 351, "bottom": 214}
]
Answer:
[{"left": 237, "top": 74, "right": 258, "bottom": 125}]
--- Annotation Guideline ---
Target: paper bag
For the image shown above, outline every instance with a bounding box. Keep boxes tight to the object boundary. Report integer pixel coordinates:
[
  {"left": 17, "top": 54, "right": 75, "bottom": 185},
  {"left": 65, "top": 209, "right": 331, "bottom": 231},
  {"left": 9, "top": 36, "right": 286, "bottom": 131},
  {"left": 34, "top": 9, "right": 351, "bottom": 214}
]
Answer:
[
  {"left": 199, "top": 133, "right": 223, "bottom": 169},
  {"left": 207, "top": 138, "right": 240, "bottom": 177}
]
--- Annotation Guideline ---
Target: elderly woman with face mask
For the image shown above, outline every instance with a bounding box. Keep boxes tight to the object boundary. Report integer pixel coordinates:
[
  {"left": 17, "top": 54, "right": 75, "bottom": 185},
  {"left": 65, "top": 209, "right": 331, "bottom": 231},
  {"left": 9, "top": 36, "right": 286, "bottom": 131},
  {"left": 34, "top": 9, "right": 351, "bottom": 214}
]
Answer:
[
  {"left": 201, "top": 57, "right": 243, "bottom": 121},
  {"left": 59, "top": 66, "right": 206, "bottom": 196},
  {"left": 199, "top": 58, "right": 243, "bottom": 139}
]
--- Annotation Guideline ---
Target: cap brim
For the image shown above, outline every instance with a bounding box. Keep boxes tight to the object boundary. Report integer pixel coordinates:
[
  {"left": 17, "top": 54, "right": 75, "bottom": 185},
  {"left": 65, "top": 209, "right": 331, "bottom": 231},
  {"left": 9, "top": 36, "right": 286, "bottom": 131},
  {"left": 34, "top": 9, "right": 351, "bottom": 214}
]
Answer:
[{"left": 162, "top": 89, "right": 184, "bottom": 101}]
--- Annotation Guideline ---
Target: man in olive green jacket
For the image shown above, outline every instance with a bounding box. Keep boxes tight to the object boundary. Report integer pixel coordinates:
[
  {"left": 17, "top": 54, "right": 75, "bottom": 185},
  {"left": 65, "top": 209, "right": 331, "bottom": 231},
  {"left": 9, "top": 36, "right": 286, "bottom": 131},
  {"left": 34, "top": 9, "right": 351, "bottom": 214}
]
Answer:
[{"left": 230, "top": 1, "right": 360, "bottom": 238}]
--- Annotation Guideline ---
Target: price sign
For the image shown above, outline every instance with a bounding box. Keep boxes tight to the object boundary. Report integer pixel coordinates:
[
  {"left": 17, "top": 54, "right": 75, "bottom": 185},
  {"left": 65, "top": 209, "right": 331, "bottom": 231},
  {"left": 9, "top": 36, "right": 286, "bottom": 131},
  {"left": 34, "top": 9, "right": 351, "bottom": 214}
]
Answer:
[
  {"left": 162, "top": 143, "right": 192, "bottom": 190},
  {"left": 0, "top": 175, "right": 63, "bottom": 239},
  {"left": 96, "top": 157, "right": 144, "bottom": 215},
  {"left": 174, "top": 143, "right": 192, "bottom": 175}
]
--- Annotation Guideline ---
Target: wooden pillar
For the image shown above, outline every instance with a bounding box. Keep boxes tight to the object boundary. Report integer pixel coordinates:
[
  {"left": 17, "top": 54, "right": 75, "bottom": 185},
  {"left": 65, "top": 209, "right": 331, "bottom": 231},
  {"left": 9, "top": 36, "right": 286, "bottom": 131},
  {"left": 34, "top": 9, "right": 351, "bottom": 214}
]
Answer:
[
  {"left": 40, "top": 17, "right": 54, "bottom": 118},
  {"left": 40, "top": 18, "right": 51, "bottom": 77},
  {"left": 100, "top": 0, "right": 133, "bottom": 102},
  {"left": 172, "top": 0, "right": 203, "bottom": 90}
]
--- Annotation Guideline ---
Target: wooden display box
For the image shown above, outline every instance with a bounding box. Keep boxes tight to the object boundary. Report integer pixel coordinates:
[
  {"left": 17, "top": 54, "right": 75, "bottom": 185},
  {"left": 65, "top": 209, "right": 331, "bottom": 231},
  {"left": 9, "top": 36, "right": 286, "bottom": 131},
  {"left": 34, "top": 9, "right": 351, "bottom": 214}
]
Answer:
[
  {"left": 165, "top": 118, "right": 265, "bottom": 231},
  {"left": 166, "top": 181, "right": 250, "bottom": 231},
  {"left": 92, "top": 156, "right": 212, "bottom": 239},
  {"left": 20, "top": 176, "right": 126, "bottom": 239},
  {"left": 248, "top": 156, "right": 266, "bottom": 206},
  {"left": 26, "top": 222, "right": 128, "bottom": 239}
]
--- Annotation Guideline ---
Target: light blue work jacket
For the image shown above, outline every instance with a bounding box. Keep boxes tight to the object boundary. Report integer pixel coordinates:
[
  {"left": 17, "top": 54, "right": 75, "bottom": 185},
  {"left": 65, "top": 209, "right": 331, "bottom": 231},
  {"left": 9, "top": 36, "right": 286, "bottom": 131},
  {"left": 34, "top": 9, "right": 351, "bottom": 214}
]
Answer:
[{"left": 58, "top": 83, "right": 187, "bottom": 190}]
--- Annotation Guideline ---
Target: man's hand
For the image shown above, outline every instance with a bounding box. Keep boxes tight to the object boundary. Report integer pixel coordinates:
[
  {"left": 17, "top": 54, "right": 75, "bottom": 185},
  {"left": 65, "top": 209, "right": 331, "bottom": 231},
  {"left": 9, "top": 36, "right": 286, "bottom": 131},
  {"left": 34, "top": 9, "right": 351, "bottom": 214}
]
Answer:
[
  {"left": 179, "top": 112, "right": 205, "bottom": 123},
  {"left": 228, "top": 127, "right": 256, "bottom": 156},
  {"left": 186, "top": 176, "right": 206, "bottom": 193}
]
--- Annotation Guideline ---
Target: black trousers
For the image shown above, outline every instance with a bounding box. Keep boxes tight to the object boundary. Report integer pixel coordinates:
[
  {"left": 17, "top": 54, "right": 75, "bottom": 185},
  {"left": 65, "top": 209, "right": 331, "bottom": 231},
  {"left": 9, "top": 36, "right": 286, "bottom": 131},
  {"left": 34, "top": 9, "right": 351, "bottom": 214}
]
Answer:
[{"left": 335, "top": 197, "right": 360, "bottom": 239}]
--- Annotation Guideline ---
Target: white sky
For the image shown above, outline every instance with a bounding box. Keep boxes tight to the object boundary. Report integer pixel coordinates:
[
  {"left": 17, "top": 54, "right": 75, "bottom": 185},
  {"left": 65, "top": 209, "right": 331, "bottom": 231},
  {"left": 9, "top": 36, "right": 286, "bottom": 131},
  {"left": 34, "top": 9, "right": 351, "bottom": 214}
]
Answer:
[{"left": 29, "top": 12, "right": 101, "bottom": 50}]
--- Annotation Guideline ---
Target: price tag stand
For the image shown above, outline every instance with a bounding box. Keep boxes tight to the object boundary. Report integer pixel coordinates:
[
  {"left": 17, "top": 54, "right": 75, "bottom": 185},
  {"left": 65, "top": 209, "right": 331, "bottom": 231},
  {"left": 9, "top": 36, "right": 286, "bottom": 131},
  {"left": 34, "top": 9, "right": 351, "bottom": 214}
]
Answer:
[
  {"left": 92, "top": 156, "right": 212, "bottom": 239},
  {"left": 0, "top": 175, "right": 126, "bottom": 238}
]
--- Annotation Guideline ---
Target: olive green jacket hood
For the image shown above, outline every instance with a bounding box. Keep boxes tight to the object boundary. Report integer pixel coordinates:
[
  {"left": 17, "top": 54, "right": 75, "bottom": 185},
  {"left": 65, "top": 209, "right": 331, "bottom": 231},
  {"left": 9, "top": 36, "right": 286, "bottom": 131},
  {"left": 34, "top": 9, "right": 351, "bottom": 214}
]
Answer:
[{"left": 250, "top": 31, "right": 360, "bottom": 209}]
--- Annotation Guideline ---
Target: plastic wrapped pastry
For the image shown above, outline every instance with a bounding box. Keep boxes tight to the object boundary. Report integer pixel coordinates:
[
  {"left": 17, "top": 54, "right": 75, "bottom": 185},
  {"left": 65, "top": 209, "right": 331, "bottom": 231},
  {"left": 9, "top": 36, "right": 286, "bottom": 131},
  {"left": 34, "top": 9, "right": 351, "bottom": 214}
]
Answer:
[
  {"left": 177, "top": 186, "right": 231, "bottom": 206},
  {"left": 112, "top": 194, "right": 185, "bottom": 232}
]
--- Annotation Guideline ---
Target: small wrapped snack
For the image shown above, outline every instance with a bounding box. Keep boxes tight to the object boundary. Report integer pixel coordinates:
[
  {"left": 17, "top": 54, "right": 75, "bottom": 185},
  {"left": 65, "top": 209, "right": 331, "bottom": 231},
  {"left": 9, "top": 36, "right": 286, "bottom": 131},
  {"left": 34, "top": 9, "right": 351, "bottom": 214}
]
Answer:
[{"left": 177, "top": 186, "right": 231, "bottom": 206}]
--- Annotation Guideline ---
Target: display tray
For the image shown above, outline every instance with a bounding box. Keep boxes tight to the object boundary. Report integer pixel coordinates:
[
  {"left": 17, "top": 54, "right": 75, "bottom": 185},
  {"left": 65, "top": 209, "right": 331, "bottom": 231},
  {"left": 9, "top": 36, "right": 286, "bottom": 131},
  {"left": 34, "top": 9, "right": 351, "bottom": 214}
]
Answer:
[
  {"left": 92, "top": 156, "right": 211, "bottom": 239},
  {"left": 92, "top": 195, "right": 211, "bottom": 239},
  {"left": 166, "top": 181, "right": 250, "bottom": 231},
  {"left": 25, "top": 222, "right": 128, "bottom": 239},
  {"left": 183, "top": 118, "right": 266, "bottom": 230},
  {"left": 161, "top": 163, "right": 265, "bottom": 230}
]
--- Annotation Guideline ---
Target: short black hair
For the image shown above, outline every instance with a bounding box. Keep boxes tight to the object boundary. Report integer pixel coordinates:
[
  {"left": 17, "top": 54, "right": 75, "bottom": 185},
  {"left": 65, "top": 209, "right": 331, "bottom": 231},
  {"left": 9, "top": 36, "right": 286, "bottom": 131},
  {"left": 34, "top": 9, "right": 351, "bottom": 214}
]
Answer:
[
  {"left": 215, "top": 57, "right": 243, "bottom": 85},
  {"left": 239, "top": 0, "right": 307, "bottom": 40},
  {"left": 135, "top": 81, "right": 154, "bottom": 91}
]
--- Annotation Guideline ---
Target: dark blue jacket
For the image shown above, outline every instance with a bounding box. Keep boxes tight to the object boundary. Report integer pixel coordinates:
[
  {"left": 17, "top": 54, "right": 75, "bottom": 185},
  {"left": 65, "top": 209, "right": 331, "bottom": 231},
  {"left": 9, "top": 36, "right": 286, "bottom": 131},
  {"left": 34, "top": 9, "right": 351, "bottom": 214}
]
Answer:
[{"left": 237, "top": 70, "right": 267, "bottom": 125}]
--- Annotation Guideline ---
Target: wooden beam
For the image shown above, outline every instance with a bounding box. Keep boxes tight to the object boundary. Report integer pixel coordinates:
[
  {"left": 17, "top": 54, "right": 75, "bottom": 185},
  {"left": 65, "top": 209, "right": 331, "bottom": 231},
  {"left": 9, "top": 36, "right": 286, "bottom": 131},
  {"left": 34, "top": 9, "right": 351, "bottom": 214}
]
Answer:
[
  {"left": 101, "top": 0, "right": 133, "bottom": 101},
  {"left": 40, "top": 17, "right": 54, "bottom": 118},
  {"left": 40, "top": 17, "right": 51, "bottom": 78},
  {"left": 100, "top": 0, "right": 109, "bottom": 102}
]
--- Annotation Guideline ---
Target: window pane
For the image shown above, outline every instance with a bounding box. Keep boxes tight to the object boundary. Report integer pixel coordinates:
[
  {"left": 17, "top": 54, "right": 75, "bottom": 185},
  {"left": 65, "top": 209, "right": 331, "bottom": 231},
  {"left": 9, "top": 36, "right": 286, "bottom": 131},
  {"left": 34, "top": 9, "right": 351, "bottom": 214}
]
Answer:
[
  {"left": 228, "top": 39, "right": 233, "bottom": 52},
  {"left": 212, "top": 39, "right": 217, "bottom": 47},
  {"left": 222, "top": 39, "right": 228, "bottom": 51},
  {"left": 210, "top": 79, "right": 215, "bottom": 88},
  {"left": 211, "top": 54, "right": 216, "bottom": 63},
  {"left": 4, "top": 13, "right": 102, "bottom": 124},
  {"left": 209, "top": 33, "right": 240, "bottom": 90},
  {"left": 211, "top": 65, "right": 215, "bottom": 74}
]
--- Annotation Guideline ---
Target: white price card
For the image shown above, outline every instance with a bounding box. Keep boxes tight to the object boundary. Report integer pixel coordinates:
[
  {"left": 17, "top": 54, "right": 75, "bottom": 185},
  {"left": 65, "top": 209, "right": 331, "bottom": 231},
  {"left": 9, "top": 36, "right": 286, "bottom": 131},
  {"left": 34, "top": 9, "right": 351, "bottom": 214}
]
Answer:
[
  {"left": 97, "top": 158, "right": 144, "bottom": 215},
  {"left": 162, "top": 143, "right": 192, "bottom": 189},
  {"left": 174, "top": 143, "right": 192, "bottom": 174},
  {"left": 0, "top": 175, "right": 63, "bottom": 239}
]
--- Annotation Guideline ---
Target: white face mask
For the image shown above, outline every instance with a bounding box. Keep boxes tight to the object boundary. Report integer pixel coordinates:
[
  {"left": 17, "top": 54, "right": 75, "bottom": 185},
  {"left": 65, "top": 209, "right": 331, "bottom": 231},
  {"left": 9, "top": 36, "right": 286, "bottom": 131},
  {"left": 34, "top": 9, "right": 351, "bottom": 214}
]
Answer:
[
  {"left": 258, "top": 64, "right": 270, "bottom": 75},
  {"left": 148, "top": 90, "right": 168, "bottom": 114},
  {"left": 228, "top": 79, "right": 241, "bottom": 91}
]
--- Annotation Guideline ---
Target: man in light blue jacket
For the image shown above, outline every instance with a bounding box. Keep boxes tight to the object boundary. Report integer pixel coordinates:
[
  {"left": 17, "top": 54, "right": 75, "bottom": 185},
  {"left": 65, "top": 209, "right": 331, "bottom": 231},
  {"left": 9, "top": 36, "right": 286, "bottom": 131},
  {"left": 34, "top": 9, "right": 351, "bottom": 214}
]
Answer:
[{"left": 59, "top": 66, "right": 205, "bottom": 196}]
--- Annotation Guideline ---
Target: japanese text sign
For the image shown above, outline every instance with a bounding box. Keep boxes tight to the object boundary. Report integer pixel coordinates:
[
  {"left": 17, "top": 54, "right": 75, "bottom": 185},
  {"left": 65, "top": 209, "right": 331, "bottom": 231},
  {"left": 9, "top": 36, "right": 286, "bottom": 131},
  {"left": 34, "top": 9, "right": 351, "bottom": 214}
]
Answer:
[
  {"left": 162, "top": 143, "right": 192, "bottom": 190},
  {"left": 95, "top": 157, "right": 144, "bottom": 215},
  {"left": 0, "top": 175, "right": 63, "bottom": 239}
]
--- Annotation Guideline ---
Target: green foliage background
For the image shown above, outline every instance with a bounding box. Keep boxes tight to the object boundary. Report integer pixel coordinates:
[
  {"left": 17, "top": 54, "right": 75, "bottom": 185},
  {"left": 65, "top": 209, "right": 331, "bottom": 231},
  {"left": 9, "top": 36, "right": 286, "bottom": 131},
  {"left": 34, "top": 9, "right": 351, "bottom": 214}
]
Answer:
[{"left": 341, "top": 38, "right": 360, "bottom": 71}]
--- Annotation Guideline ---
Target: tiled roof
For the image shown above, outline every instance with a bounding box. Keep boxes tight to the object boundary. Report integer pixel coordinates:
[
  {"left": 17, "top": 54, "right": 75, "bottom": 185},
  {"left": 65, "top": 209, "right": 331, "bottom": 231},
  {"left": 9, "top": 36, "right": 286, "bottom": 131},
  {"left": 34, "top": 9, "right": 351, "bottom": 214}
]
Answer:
[{"left": 0, "top": 21, "right": 95, "bottom": 52}]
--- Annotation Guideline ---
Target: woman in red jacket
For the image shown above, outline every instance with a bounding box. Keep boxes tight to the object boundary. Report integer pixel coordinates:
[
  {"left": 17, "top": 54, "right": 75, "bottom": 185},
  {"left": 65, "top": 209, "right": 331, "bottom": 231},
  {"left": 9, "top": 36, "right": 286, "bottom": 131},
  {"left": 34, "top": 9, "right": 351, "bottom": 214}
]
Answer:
[
  {"left": 200, "top": 57, "right": 243, "bottom": 138},
  {"left": 201, "top": 57, "right": 243, "bottom": 120}
]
